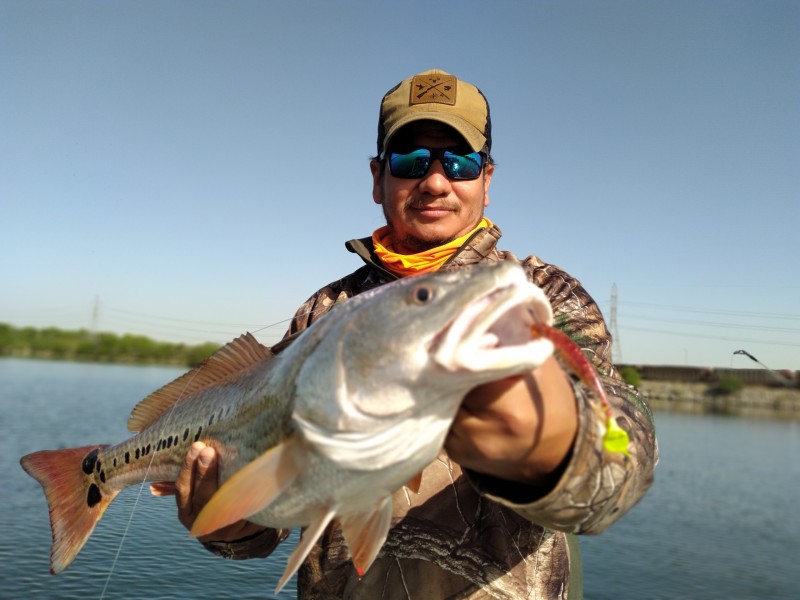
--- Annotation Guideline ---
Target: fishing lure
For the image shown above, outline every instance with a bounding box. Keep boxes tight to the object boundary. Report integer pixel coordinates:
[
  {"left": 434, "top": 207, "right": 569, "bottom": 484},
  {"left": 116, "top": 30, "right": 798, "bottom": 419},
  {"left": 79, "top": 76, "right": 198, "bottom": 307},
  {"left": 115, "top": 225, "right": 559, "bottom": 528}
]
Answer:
[{"left": 531, "top": 323, "right": 631, "bottom": 457}]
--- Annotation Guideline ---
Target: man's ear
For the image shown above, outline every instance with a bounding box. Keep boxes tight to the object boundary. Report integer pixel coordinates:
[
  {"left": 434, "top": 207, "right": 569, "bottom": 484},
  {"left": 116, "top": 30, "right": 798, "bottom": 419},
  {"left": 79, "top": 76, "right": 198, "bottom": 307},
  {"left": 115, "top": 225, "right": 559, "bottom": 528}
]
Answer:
[
  {"left": 370, "top": 160, "right": 383, "bottom": 205},
  {"left": 483, "top": 162, "right": 494, "bottom": 207}
]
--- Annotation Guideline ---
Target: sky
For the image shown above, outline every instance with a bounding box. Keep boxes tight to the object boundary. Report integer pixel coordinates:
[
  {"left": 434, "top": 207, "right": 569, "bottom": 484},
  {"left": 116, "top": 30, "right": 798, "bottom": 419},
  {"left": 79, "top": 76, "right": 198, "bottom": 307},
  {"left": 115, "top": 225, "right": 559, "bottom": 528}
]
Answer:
[{"left": 2, "top": 0, "right": 798, "bottom": 370}]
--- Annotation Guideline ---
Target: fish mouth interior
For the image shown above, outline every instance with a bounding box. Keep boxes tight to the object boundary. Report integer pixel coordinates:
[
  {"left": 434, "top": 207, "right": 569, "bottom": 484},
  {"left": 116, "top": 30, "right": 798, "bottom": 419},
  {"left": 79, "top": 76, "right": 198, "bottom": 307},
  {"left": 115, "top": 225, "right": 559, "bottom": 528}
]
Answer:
[
  {"left": 433, "top": 282, "right": 549, "bottom": 373},
  {"left": 482, "top": 301, "right": 536, "bottom": 349}
]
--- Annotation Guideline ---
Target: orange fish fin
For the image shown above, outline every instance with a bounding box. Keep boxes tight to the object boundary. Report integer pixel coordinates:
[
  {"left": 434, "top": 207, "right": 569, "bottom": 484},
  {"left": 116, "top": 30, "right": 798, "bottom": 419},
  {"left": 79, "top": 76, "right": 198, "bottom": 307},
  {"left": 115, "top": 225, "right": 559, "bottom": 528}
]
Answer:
[
  {"left": 190, "top": 436, "right": 302, "bottom": 537},
  {"left": 148, "top": 481, "right": 176, "bottom": 496},
  {"left": 404, "top": 471, "right": 423, "bottom": 494},
  {"left": 128, "top": 333, "right": 273, "bottom": 432},
  {"left": 275, "top": 509, "right": 336, "bottom": 593},
  {"left": 338, "top": 496, "right": 393, "bottom": 577},
  {"left": 20, "top": 445, "right": 118, "bottom": 574}
]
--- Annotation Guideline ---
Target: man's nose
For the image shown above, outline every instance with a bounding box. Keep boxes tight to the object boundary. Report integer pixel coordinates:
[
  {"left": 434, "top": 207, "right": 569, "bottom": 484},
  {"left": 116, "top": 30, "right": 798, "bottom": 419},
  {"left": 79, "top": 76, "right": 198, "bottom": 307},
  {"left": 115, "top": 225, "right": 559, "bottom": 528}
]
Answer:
[{"left": 418, "top": 159, "right": 452, "bottom": 194}]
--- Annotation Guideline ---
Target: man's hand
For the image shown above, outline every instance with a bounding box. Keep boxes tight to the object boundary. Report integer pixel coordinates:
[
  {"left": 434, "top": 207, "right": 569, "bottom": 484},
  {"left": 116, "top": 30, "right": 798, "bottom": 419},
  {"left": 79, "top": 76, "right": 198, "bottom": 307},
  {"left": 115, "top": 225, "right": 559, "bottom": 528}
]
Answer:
[
  {"left": 445, "top": 356, "right": 578, "bottom": 486},
  {"left": 156, "top": 441, "right": 268, "bottom": 543}
]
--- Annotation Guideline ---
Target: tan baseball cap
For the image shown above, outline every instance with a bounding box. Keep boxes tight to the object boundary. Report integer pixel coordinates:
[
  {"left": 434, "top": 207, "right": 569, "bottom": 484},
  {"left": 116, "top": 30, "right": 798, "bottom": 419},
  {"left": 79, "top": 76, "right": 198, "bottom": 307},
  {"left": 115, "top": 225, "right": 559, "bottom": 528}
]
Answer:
[{"left": 377, "top": 69, "right": 492, "bottom": 156}]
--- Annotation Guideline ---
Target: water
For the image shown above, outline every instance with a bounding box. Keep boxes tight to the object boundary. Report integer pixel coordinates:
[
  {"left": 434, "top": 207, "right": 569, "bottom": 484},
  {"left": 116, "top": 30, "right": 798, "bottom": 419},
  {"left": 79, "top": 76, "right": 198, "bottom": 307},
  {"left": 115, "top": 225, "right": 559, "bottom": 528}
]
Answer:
[{"left": 2, "top": 358, "right": 798, "bottom": 599}]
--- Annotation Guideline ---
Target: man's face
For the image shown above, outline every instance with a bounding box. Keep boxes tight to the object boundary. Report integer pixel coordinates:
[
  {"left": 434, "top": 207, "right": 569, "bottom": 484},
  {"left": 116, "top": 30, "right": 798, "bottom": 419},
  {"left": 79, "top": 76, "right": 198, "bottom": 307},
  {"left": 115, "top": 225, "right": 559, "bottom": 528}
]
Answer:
[{"left": 370, "top": 122, "right": 493, "bottom": 255}]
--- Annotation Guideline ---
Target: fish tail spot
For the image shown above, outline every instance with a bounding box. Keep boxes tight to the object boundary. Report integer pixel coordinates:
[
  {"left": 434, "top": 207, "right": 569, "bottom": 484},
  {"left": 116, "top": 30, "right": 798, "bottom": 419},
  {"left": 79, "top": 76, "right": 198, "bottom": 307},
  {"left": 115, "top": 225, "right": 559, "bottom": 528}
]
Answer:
[
  {"left": 81, "top": 449, "right": 99, "bottom": 475},
  {"left": 20, "top": 444, "right": 119, "bottom": 574},
  {"left": 87, "top": 483, "right": 102, "bottom": 507}
]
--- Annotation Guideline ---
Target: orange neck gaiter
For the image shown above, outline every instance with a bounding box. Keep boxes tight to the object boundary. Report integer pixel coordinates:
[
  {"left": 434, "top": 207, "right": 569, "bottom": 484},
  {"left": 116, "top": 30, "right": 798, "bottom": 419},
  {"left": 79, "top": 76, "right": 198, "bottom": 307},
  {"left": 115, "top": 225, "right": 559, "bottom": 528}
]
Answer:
[{"left": 372, "top": 218, "right": 493, "bottom": 277}]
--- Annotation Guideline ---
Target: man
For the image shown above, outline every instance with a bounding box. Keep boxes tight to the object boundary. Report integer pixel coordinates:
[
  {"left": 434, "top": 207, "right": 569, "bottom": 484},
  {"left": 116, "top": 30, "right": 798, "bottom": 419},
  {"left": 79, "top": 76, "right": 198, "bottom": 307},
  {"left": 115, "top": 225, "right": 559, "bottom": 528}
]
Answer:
[{"left": 172, "top": 69, "right": 657, "bottom": 599}]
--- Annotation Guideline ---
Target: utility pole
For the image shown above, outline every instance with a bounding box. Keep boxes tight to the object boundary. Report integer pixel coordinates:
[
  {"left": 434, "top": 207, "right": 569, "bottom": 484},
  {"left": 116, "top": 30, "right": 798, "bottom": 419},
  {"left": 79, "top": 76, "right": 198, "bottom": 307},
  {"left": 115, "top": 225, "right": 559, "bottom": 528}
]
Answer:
[{"left": 610, "top": 283, "right": 622, "bottom": 363}]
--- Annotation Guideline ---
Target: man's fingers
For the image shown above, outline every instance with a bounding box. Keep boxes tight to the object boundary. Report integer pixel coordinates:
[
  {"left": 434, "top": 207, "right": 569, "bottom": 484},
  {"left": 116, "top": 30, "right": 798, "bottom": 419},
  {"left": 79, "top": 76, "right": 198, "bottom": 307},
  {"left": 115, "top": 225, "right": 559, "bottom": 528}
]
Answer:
[
  {"left": 192, "top": 445, "right": 220, "bottom": 509},
  {"left": 175, "top": 441, "right": 206, "bottom": 520}
]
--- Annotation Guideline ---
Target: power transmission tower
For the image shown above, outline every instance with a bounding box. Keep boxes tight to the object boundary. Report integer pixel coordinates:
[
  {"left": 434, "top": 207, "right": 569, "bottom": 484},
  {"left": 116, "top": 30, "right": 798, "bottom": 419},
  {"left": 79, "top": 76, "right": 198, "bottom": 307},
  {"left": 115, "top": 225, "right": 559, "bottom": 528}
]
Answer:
[
  {"left": 91, "top": 295, "right": 100, "bottom": 343},
  {"left": 610, "top": 283, "right": 622, "bottom": 363}
]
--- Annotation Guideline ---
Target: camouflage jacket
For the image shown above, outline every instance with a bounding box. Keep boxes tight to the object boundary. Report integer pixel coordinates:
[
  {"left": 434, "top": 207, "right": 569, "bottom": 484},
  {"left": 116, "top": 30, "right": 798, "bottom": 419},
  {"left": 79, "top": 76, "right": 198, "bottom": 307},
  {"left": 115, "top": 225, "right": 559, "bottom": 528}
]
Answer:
[{"left": 217, "top": 224, "right": 657, "bottom": 599}]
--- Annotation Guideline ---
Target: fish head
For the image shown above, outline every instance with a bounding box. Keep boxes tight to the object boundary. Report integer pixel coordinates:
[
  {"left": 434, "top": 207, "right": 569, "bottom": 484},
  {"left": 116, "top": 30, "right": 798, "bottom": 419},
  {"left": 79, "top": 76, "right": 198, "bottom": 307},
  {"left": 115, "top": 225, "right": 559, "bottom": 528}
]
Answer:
[{"left": 294, "top": 261, "right": 554, "bottom": 429}]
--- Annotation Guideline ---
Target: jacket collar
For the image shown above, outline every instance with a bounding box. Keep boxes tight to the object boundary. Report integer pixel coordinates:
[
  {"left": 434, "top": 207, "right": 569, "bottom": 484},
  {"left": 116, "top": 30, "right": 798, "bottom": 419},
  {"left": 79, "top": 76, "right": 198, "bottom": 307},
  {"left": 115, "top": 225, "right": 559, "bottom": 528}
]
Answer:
[{"left": 345, "top": 223, "right": 503, "bottom": 279}]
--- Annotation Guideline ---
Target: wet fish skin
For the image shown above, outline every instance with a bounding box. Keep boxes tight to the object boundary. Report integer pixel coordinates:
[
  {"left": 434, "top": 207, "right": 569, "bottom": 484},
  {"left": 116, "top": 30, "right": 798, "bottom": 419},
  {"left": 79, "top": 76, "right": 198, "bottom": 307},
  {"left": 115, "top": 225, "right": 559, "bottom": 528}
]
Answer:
[{"left": 20, "top": 261, "right": 555, "bottom": 591}]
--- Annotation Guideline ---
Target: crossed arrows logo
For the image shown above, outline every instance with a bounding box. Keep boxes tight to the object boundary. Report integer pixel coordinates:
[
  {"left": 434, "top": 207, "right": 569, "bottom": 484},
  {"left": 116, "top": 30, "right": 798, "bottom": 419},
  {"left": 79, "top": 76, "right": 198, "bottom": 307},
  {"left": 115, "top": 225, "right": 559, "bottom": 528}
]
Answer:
[{"left": 410, "top": 75, "right": 456, "bottom": 105}]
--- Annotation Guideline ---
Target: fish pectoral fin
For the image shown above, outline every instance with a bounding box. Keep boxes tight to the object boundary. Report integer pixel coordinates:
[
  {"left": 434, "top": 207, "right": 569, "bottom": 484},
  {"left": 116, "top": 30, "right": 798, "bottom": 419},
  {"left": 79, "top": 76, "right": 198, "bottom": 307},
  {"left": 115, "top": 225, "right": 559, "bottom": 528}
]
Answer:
[
  {"left": 404, "top": 471, "right": 423, "bottom": 494},
  {"left": 338, "top": 496, "right": 393, "bottom": 577},
  {"left": 275, "top": 508, "right": 336, "bottom": 594},
  {"left": 190, "top": 436, "right": 302, "bottom": 538}
]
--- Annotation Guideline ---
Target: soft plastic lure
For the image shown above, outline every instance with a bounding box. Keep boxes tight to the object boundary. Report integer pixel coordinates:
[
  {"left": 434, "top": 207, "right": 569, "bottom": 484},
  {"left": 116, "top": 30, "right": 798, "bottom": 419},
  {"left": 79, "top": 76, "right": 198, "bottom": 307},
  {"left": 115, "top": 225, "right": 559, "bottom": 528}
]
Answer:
[{"left": 531, "top": 323, "right": 631, "bottom": 457}]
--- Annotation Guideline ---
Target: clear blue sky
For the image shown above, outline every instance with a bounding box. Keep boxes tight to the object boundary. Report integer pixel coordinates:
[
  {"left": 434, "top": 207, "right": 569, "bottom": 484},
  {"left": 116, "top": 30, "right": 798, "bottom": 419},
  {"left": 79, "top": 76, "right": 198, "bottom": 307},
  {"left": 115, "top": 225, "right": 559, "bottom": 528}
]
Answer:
[{"left": 2, "top": 1, "right": 798, "bottom": 369}]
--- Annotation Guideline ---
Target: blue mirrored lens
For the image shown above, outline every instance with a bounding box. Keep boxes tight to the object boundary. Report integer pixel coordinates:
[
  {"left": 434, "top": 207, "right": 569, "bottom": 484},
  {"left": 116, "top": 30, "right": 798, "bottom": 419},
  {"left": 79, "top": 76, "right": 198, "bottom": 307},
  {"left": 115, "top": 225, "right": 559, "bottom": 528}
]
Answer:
[
  {"left": 388, "top": 148, "right": 484, "bottom": 180},
  {"left": 390, "top": 149, "right": 432, "bottom": 178},
  {"left": 442, "top": 151, "right": 483, "bottom": 179}
]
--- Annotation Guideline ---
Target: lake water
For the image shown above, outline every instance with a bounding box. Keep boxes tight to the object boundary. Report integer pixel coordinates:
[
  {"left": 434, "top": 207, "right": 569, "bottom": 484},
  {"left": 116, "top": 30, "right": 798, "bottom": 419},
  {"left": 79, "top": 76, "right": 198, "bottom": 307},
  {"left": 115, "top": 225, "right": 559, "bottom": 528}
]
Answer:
[{"left": 1, "top": 358, "right": 798, "bottom": 599}]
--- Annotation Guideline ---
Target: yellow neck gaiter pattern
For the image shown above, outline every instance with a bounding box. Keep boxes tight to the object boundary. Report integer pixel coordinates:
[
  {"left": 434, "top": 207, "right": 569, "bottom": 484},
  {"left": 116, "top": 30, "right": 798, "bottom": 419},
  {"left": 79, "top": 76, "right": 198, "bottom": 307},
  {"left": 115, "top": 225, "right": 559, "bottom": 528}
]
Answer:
[{"left": 372, "top": 218, "right": 492, "bottom": 277}]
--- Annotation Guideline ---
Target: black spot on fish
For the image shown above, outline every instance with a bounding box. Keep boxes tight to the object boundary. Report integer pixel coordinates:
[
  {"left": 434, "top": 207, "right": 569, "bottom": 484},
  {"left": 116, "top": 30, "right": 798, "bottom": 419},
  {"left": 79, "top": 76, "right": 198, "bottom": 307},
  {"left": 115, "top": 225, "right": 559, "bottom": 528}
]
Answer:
[
  {"left": 156, "top": 439, "right": 162, "bottom": 451},
  {"left": 100, "top": 470, "right": 106, "bottom": 483},
  {"left": 145, "top": 444, "right": 151, "bottom": 455},
  {"left": 208, "top": 414, "right": 215, "bottom": 426},
  {"left": 82, "top": 449, "right": 99, "bottom": 475},
  {"left": 125, "top": 451, "right": 130, "bottom": 464},
  {"left": 183, "top": 428, "right": 189, "bottom": 442},
  {"left": 217, "top": 408, "right": 224, "bottom": 422},
  {"left": 166, "top": 437, "right": 173, "bottom": 449},
  {"left": 135, "top": 448, "right": 140, "bottom": 460},
  {"left": 194, "top": 426, "right": 202, "bottom": 442},
  {"left": 95, "top": 459, "right": 102, "bottom": 473},
  {"left": 113, "top": 458, "right": 117, "bottom": 467},
  {"left": 87, "top": 484, "right": 102, "bottom": 508}
]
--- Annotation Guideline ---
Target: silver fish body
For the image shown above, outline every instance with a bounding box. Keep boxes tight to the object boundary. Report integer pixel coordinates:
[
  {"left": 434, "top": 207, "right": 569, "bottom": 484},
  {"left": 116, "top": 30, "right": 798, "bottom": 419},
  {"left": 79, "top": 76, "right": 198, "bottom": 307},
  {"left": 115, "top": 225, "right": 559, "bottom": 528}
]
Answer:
[{"left": 21, "top": 260, "right": 555, "bottom": 591}]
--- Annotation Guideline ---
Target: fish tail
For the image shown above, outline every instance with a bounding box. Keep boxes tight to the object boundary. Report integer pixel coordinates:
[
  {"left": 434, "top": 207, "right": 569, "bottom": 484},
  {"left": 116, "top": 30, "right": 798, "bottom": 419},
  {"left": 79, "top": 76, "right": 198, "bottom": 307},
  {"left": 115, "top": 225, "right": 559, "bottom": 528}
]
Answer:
[{"left": 20, "top": 444, "right": 118, "bottom": 574}]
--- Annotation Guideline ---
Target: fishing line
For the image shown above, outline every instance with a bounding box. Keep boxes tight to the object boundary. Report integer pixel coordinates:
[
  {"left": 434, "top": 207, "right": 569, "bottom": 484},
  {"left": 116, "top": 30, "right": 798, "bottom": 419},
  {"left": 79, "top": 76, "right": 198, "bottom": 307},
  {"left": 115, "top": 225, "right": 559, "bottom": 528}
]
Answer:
[
  {"left": 98, "top": 300, "right": 339, "bottom": 597},
  {"left": 99, "top": 366, "right": 203, "bottom": 599}
]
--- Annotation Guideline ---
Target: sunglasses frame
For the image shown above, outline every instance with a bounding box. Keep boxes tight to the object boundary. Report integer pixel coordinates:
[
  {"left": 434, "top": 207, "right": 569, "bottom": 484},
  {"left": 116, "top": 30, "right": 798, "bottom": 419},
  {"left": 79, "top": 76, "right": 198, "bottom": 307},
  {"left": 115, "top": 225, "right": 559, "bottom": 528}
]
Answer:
[{"left": 380, "top": 146, "right": 486, "bottom": 181}]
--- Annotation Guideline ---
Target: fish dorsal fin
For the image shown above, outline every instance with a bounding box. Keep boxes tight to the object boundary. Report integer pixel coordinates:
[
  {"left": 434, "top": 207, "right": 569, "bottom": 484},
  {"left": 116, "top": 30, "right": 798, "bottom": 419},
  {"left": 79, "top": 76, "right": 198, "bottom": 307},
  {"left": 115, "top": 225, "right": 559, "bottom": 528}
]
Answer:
[
  {"left": 127, "top": 333, "right": 273, "bottom": 432},
  {"left": 338, "top": 496, "right": 393, "bottom": 577}
]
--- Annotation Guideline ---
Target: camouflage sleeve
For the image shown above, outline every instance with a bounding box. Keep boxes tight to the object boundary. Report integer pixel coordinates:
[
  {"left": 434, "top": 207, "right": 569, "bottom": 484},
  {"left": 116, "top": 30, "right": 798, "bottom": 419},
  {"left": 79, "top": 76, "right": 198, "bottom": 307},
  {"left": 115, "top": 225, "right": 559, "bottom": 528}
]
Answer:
[
  {"left": 470, "top": 257, "right": 658, "bottom": 534},
  {"left": 284, "top": 266, "right": 386, "bottom": 338}
]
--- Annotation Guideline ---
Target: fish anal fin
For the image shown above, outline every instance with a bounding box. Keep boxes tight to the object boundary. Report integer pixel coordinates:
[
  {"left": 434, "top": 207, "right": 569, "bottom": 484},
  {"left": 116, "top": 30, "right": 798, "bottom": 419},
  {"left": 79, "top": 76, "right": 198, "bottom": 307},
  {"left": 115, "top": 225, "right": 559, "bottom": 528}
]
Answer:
[
  {"left": 275, "top": 509, "right": 336, "bottom": 593},
  {"left": 190, "top": 436, "right": 302, "bottom": 537},
  {"left": 404, "top": 471, "right": 423, "bottom": 494},
  {"left": 339, "top": 496, "right": 393, "bottom": 577},
  {"left": 20, "top": 445, "right": 118, "bottom": 574},
  {"left": 127, "top": 333, "right": 273, "bottom": 432}
]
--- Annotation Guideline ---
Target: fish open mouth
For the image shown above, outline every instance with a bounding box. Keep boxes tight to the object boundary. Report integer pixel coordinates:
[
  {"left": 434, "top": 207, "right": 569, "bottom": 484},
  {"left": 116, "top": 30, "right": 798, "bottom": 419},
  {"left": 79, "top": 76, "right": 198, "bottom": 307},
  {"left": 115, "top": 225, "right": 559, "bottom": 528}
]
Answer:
[{"left": 433, "top": 274, "right": 555, "bottom": 375}]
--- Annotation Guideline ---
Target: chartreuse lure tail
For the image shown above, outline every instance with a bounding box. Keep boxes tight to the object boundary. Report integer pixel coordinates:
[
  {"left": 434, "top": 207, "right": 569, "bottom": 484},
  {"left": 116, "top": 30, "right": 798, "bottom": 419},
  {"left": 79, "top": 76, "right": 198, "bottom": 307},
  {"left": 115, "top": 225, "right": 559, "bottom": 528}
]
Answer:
[{"left": 530, "top": 324, "right": 631, "bottom": 457}]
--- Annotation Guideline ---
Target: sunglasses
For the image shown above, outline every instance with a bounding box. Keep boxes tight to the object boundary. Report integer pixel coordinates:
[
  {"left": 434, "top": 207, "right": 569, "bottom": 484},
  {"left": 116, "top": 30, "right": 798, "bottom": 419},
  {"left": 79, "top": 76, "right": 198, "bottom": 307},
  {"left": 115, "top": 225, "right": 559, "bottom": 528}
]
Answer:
[{"left": 382, "top": 147, "right": 486, "bottom": 180}]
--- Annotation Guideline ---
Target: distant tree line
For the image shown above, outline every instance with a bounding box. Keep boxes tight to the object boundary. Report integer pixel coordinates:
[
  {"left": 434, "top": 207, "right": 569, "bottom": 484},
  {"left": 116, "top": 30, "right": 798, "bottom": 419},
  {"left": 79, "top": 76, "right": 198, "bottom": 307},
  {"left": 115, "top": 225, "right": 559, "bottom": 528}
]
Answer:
[{"left": 0, "top": 323, "right": 220, "bottom": 367}]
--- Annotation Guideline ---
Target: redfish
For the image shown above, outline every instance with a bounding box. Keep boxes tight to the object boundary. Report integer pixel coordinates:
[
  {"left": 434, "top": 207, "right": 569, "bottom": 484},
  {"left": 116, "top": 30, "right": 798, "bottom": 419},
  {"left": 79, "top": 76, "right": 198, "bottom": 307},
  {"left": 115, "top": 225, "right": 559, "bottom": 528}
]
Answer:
[{"left": 20, "top": 261, "right": 557, "bottom": 592}]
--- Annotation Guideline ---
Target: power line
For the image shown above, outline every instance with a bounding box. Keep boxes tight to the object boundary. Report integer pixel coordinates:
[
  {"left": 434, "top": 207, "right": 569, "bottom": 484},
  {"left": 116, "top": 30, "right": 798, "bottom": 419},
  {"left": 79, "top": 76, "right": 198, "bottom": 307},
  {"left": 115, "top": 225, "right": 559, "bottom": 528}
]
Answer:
[
  {"left": 619, "top": 301, "right": 800, "bottom": 321},
  {"left": 620, "top": 325, "right": 800, "bottom": 347}
]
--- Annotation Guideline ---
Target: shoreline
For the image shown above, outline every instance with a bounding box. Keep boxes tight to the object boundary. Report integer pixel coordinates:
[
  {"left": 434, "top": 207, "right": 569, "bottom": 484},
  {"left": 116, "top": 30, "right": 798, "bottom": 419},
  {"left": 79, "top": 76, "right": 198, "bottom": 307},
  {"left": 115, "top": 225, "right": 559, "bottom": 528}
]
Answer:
[{"left": 639, "top": 380, "right": 800, "bottom": 421}]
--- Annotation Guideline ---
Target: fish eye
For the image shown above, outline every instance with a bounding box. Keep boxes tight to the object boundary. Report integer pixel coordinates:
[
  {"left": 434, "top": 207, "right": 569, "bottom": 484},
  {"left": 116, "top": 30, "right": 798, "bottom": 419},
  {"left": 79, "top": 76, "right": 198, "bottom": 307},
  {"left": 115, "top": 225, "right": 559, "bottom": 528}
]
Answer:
[{"left": 409, "top": 285, "right": 435, "bottom": 304}]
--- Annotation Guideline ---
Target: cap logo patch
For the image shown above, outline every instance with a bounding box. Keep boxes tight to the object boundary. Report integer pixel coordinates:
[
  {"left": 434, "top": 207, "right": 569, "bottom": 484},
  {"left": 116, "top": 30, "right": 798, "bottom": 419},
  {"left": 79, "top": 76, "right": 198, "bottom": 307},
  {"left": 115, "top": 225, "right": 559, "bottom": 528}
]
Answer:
[{"left": 409, "top": 74, "right": 456, "bottom": 106}]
